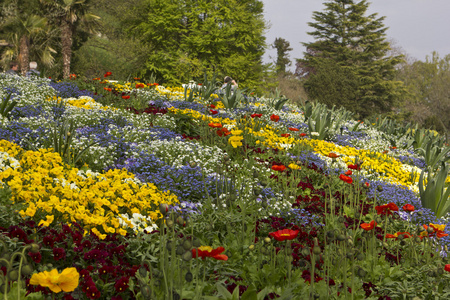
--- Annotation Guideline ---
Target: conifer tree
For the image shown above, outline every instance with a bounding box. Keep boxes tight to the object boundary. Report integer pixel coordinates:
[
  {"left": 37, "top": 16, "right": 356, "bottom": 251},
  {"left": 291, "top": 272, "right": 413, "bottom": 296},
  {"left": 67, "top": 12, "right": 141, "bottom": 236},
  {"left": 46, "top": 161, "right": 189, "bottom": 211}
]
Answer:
[
  {"left": 296, "top": 0, "right": 404, "bottom": 117},
  {"left": 273, "top": 37, "right": 292, "bottom": 74}
]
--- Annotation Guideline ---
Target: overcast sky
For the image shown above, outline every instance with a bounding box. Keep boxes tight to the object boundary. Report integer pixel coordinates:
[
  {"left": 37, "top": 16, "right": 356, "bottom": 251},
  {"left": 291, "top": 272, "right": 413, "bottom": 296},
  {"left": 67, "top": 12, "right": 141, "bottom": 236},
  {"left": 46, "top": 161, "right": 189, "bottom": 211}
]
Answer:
[{"left": 261, "top": 0, "right": 450, "bottom": 71}]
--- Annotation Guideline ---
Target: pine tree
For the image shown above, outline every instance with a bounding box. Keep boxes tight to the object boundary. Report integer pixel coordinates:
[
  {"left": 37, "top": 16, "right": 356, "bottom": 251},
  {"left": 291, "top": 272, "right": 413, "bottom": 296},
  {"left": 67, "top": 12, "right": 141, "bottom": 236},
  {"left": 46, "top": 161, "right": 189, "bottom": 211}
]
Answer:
[
  {"left": 296, "top": 0, "right": 405, "bottom": 117},
  {"left": 273, "top": 37, "right": 292, "bottom": 74}
]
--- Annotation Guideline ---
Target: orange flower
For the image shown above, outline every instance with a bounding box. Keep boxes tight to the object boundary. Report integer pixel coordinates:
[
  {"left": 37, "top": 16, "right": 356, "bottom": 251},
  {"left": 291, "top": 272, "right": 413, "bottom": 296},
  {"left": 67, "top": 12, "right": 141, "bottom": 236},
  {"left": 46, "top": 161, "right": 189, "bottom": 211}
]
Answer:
[
  {"left": 339, "top": 174, "right": 352, "bottom": 184},
  {"left": 251, "top": 113, "right": 262, "bottom": 118},
  {"left": 385, "top": 232, "right": 412, "bottom": 240},
  {"left": 328, "top": 153, "right": 339, "bottom": 159},
  {"left": 270, "top": 114, "right": 280, "bottom": 122},
  {"left": 288, "top": 127, "right": 299, "bottom": 131},
  {"left": 272, "top": 165, "right": 286, "bottom": 172},
  {"left": 69, "top": 74, "right": 76, "bottom": 79},
  {"left": 208, "top": 123, "right": 222, "bottom": 128},
  {"left": 136, "top": 83, "right": 145, "bottom": 88},
  {"left": 422, "top": 224, "right": 449, "bottom": 238},
  {"left": 103, "top": 87, "right": 112, "bottom": 92},
  {"left": 360, "top": 220, "right": 377, "bottom": 231},
  {"left": 269, "top": 229, "right": 300, "bottom": 241},
  {"left": 93, "top": 77, "right": 101, "bottom": 81},
  {"left": 134, "top": 77, "right": 141, "bottom": 80},
  {"left": 345, "top": 170, "right": 352, "bottom": 175},
  {"left": 122, "top": 95, "right": 130, "bottom": 100},
  {"left": 104, "top": 71, "right": 112, "bottom": 77},
  {"left": 192, "top": 246, "right": 228, "bottom": 261},
  {"left": 281, "top": 133, "right": 290, "bottom": 137},
  {"left": 300, "top": 133, "right": 307, "bottom": 137}
]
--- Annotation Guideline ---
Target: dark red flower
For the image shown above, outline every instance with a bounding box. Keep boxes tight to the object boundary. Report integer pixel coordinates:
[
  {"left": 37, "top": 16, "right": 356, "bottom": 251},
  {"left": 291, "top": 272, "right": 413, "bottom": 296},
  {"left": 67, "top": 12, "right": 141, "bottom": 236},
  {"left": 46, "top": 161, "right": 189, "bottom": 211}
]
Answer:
[
  {"left": 445, "top": 264, "right": 450, "bottom": 272},
  {"left": 52, "top": 247, "right": 66, "bottom": 261},
  {"left": 251, "top": 113, "right": 262, "bottom": 118},
  {"left": 210, "top": 110, "right": 218, "bottom": 115},
  {"left": 269, "top": 229, "right": 299, "bottom": 241},
  {"left": 348, "top": 164, "right": 361, "bottom": 170},
  {"left": 104, "top": 72, "right": 112, "bottom": 77},
  {"left": 43, "top": 236, "right": 54, "bottom": 247},
  {"left": 28, "top": 251, "right": 42, "bottom": 263},
  {"left": 375, "top": 202, "right": 399, "bottom": 215},
  {"left": 114, "top": 276, "right": 129, "bottom": 293},
  {"left": 402, "top": 204, "right": 415, "bottom": 212}
]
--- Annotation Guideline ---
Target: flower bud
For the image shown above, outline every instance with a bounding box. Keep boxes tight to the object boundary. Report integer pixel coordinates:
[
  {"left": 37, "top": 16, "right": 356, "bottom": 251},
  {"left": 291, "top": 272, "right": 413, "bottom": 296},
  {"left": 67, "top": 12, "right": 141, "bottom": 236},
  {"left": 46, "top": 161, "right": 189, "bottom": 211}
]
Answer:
[
  {"left": 159, "top": 203, "right": 169, "bottom": 216},
  {"left": 357, "top": 268, "right": 366, "bottom": 278},
  {"left": 0, "top": 284, "right": 10, "bottom": 294},
  {"left": 29, "top": 243, "right": 40, "bottom": 253},
  {"left": 141, "top": 284, "right": 152, "bottom": 299},
  {"left": 182, "top": 251, "right": 192, "bottom": 262},
  {"left": 185, "top": 271, "right": 193, "bottom": 282},
  {"left": 7, "top": 269, "right": 19, "bottom": 281},
  {"left": 176, "top": 216, "right": 185, "bottom": 227},
  {"left": 326, "top": 230, "right": 335, "bottom": 239},
  {"left": 139, "top": 266, "right": 147, "bottom": 278},
  {"left": 192, "top": 238, "right": 201, "bottom": 248},
  {"left": 248, "top": 245, "right": 255, "bottom": 251},
  {"left": 377, "top": 186, "right": 383, "bottom": 192},
  {"left": 166, "top": 219, "right": 174, "bottom": 228},
  {"left": 336, "top": 234, "right": 346, "bottom": 241},
  {"left": 301, "top": 248, "right": 310, "bottom": 257},
  {"left": 21, "top": 264, "right": 34, "bottom": 276},
  {"left": 166, "top": 241, "right": 173, "bottom": 252},
  {"left": 190, "top": 162, "right": 197, "bottom": 168},
  {"left": 176, "top": 245, "right": 185, "bottom": 255},
  {"left": 182, "top": 240, "right": 192, "bottom": 250},
  {"left": 313, "top": 246, "right": 321, "bottom": 255},
  {"left": 356, "top": 253, "right": 365, "bottom": 261},
  {"left": 264, "top": 237, "right": 271, "bottom": 244},
  {"left": 261, "top": 201, "right": 268, "bottom": 209},
  {"left": 427, "top": 226, "right": 434, "bottom": 234}
]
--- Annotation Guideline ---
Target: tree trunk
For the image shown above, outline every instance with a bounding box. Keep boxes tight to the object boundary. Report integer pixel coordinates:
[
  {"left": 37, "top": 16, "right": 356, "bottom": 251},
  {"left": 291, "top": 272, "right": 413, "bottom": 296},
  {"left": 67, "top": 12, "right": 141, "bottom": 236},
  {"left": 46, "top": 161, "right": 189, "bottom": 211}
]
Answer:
[
  {"left": 61, "top": 20, "right": 73, "bottom": 79},
  {"left": 19, "top": 35, "right": 29, "bottom": 76}
]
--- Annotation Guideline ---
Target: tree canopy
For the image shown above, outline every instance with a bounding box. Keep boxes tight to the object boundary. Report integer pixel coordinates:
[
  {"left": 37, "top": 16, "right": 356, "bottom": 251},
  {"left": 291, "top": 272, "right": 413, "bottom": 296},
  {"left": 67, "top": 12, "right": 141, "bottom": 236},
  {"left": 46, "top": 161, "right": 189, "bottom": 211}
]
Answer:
[{"left": 296, "top": 0, "right": 405, "bottom": 118}]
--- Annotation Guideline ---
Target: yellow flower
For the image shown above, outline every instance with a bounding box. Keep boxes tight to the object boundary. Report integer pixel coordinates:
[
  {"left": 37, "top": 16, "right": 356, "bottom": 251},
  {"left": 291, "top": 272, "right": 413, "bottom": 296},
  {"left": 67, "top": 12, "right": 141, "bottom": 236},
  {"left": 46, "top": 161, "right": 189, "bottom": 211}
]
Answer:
[
  {"left": 288, "top": 163, "right": 301, "bottom": 170},
  {"left": 29, "top": 267, "right": 79, "bottom": 293},
  {"left": 38, "top": 215, "right": 54, "bottom": 227},
  {"left": 230, "top": 129, "right": 243, "bottom": 136},
  {"left": 228, "top": 135, "right": 243, "bottom": 148}
]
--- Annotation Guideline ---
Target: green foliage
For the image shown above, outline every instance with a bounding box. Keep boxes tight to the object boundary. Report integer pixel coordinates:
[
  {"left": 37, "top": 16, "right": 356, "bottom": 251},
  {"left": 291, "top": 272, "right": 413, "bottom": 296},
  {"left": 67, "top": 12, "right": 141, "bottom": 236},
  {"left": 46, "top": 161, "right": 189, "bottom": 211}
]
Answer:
[
  {"left": 126, "top": 0, "right": 266, "bottom": 87},
  {"left": 297, "top": 0, "right": 405, "bottom": 118},
  {"left": 267, "top": 88, "right": 289, "bottom": 111},
  {"left": 419, "top": 162, "right": 450, "bottom": 219},
  {"left": 0, "top": 93, "right": 17, "bottom": 119},
  {"left": 272, "top": 37, "right": 292, "bottom": 74},
  {"left": 218, "top": 84, "right": 244, "bottom": 109}
]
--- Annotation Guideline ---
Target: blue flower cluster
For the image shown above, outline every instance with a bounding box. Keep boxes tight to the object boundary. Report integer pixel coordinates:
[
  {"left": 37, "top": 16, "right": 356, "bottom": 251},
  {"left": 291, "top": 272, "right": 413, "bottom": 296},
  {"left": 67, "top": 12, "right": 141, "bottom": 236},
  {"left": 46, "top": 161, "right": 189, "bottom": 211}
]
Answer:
[
  {"left": 49, "top": 81, "right": 99, "bottom": 100},
  {"left": 332, "top": 131, "right": 368, "bottom": 148},
  {"left": 396, "top": 154, "right": 427, "bottom": 170},
  {"left": 112, "top": 152, "right": 225, "bottom": 202},
  {"left": 280, "top": 208, "right": 324, "bottom": 228}
]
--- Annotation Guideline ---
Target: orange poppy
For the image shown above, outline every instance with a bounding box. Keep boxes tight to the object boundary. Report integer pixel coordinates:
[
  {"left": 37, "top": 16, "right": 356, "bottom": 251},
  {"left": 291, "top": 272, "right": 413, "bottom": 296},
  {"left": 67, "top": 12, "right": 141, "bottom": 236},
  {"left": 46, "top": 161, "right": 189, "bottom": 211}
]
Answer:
[
  {"left": 300, "top": 133, "right": 307, "bottom": 137},
  {"left": 251, "top": 113, "right": 262, "bottom": 118},
  {"left": 192, "top": 246, "right": 228, "bottom": 261},
  {"left": 208, "top": 123, "right": 222, "bottom": 128},
  {"left": 402, "top": 204, "right": 414, "bottom": 212},
  {"left": 281, "top": 133, "right": 290, "bottom": 137},
  {"left": 272, "top": 165, "right": 286, "bottom": 172},
  {"left": 345, "top": 170, "right": 352, "bottom": 176},
  {"left": 122, "top": 95, "right": 130, "bottom": 100},
  {"left": 328, "top": 153, "right": 339, "bottom": 159},
  {"left": 104, "top": 71, "right": 112, "bottom": 77},
  {"left": 375, "top": 203, "right": 399, "bottom": 215},
  {"left": 339, "top": 174, "right": 352, "bottom": 184},
  {"left": 288, "top": 127, "right": 299, "bottom": 131},
  {"left": 360, "top": 220, "right": 377, "bottom": 231},
  {"left": 270, "top": 114, "right": 280, "bottom": 122}
]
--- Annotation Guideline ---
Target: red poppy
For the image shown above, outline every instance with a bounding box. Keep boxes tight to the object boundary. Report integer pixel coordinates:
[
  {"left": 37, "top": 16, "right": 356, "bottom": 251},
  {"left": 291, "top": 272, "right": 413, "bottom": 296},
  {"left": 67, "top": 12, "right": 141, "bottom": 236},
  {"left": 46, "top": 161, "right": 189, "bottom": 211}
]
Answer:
[
  {"left": 210, "top": 110, "right": 218, "bottom": 115},
  {"left": 216, "top": 128, "right": 230, "bottom": 137},
  {"left": 288, "top": 127, "right": 299, "bottom": 131},
  {"left": 360, "top": 220, "right": 376, "bottom": 231},
  {"left": 375, "top": 202, "right": 399, "bottom": 215},
  {"left": 208, "top": 123, "right": 222, "bottom": 128},
  {"left": 69, "top": 74, "right": 77, "bottom": 79},
  {"left": 251, "top": 113, "right": 262, "bottom": 118},
  {"left": 103, "top": 87, "right": 112, "bottom": 92},
  {"left": 402, "top": 204, "right": 415, "bottom": 212},
  {"left": 135, "top": 83, "right": 145, "bottom": 88},
  {"left": 385, "top": 232, "right": 412, "bottom": 240},
  {"left": 192, "top": 246, "right": 228, "bottom": 261},
  {"left": 281, "top": 133, "right": 290, "bottom": 137},
  {"left": 272, "top": 165, "right": 286, "bottom": 172},
  {"left": 424, "top": 224, "right": 449, "bottom": 238},
  {"left": 348, "top": 164, "right": 361, "bottom": 170},
  {"left": 328, "top": 153, "right": 339, "bottom": 159},
  {"left": 345, "top": 170, "right": 352, "bottom": 175},
  {"left": 300, "top": 133, "right": 307, "bottom": 137},
  {"left": 104, "top": 72, "right": 112, "bottom": 77},
  {"left": 270, "top": 114, "right": 280, "bottom": 122},
  {"left": 269, "top": 229, "right": 300, "bottom": 241},
  {"left": 339, "top": 174, "right": 353, "bottom": 184},
  {"left": 364, "top": 182, "right": 370, "bottom": 188},
  {"left": 122, "top": 95, "right": 130, "bottom": 100},
  {"left": 210, "top": 104, "right": 216, "bottom": 108},
  {"left": 445, "top": 265, "right": 450, "bottom": 272}
]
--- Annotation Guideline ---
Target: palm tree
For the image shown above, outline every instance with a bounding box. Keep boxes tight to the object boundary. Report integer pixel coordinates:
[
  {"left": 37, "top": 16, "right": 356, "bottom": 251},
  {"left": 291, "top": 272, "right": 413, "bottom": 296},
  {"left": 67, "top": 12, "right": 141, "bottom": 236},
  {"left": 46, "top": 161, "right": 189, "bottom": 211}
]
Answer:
[
  {"left": 0, "top": 1, "right": 47, "bottom": 74},
  {"left": 40, "top": 0, "right": 100, "bottom": 78}
]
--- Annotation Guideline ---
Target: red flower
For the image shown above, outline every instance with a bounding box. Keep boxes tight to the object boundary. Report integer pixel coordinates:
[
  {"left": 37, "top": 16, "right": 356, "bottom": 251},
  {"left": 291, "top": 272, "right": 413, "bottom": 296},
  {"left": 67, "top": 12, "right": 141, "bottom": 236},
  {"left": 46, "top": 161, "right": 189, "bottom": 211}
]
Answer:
[
  {"left": 348, "top": 164, "right": 361, "bottom": 170},
  {"left": 192, "top": 246, "right": 228, "bottom": 261},
  {"left": 103, "top": 87, "right": 112, "bottom": 92},
  {"left": 135, "top": 83, "right": 145, "bottom": 88},
  {"left": 300, "top": 133, "right": 307, "bottom": 137},
  {"left": 270, "top": 114, "right": 280, "bottom": 122},
  {"left": 121, "top": 95, "right": 130, "bottom": 100},
  {"left": 272, "top": 165, "right": 286, "bottom": 172},
  {"left": 402, "top": 204, "right": 415, "bottom": 212},
  {"left": 133, "top": 77, "right": 140, "bottom": 80},
  {"left": 269, "top": 229, "right": 300, "bottom": 241},
  {"left": 280, "top": 133, "right": 290, "bottom": 137},
  {"left": 28, "top": 251, "right": 42, "bottom": 263},
  {"left": 52, "top": 247, "right": 66, "bottom": 261},
  {"left": 360, "top": 220, "right": 377, "bottom": 231},
  {"left": 445, "top": 265, "right": 450, "bottom": 272},
  {"left": 364, "top": 182, "right": 370, "bottom": 188},
  {"left": 93, "top": 78, "right": 101, "bottom": 81},
  {"left": 339, "top": 174, "right": 353, "bottom": 184},
  {"left": 210, "top": 110, "right": 218, "bottom": 115},
  {"left": 217, "top": 128, "right": 230, "bottom": 136},
  {"left": 375, "top": 202, "right": 399, "bottom": 215},
  {"left": 345, "top": 170, "right": 352, "bottom": 175},
  {"left": 288, "top": 127, "right": 299, "bottom": 131},
  {"left": 385, "top": 232, "right": 412, "bottom": 240},
  {"left": 251, "top": 113, "right": 262, "bottom": 118},
  {"left": 210, "top": 104, "right": 216, "bottom": 108},
  {"left": 104, "top": 72, "right": 112, "bottom": 77}
]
